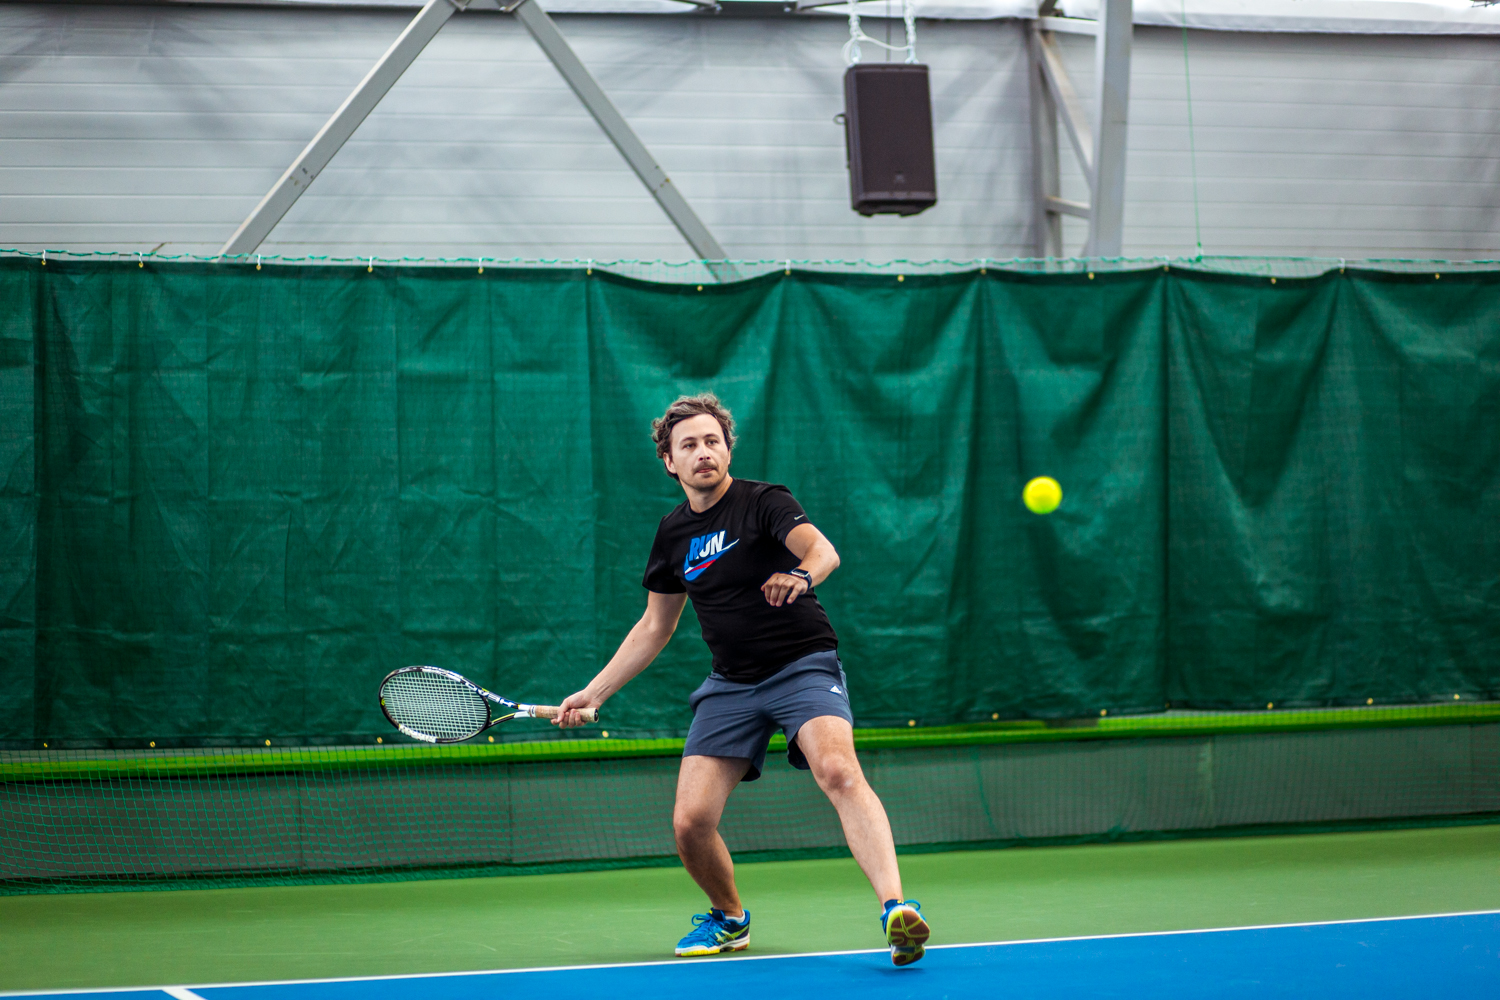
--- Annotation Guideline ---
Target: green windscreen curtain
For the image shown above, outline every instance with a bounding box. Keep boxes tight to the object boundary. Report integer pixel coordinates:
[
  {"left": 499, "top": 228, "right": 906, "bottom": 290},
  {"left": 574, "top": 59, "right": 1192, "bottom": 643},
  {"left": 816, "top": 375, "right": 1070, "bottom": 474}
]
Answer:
[{"left": 1, "top": 260, "right": 1496, "bottom": 748}]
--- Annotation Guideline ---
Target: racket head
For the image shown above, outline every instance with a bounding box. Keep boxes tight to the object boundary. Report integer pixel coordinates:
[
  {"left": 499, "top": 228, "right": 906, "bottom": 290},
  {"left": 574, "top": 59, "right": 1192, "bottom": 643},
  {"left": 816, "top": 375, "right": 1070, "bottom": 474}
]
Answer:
[{"left": 379, "top": 665, "right": 496, "bottom": 743}]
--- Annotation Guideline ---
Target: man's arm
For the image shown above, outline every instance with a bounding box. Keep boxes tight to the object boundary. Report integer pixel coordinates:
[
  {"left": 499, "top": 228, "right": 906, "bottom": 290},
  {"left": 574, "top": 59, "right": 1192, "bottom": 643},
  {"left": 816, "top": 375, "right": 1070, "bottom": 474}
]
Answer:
[
  {"left": 554, "top": 590, "right": 688, "bottom": 728},
  {"left": 761, "top": 522, "right": 840, "bottom": 607}
]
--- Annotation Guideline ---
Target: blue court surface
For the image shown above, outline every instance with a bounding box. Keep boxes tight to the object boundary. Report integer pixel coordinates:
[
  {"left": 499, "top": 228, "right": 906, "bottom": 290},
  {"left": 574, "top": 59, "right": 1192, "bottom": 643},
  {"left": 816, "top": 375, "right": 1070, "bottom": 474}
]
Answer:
[{"left": 11, "top": 912, "right": 1497, "bottom": 1000}]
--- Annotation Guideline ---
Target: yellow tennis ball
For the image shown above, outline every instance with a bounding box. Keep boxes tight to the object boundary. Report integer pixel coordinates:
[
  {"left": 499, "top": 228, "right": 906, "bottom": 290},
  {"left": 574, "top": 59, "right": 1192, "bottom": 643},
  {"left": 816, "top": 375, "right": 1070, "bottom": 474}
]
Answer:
[{"left": 1023, "top": 476, "right": 1062, "bottom": 515}]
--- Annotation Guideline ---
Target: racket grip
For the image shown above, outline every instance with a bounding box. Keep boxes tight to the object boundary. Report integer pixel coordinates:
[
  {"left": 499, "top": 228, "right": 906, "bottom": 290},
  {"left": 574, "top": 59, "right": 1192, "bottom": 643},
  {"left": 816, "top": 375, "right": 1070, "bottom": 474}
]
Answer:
[{"left": 531, "top": 705, "right": 600, "bottom": 723}]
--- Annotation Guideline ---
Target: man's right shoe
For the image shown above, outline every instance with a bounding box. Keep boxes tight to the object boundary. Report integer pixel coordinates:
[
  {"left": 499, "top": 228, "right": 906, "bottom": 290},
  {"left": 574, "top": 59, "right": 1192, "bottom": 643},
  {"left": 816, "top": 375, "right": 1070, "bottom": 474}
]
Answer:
[
  {"left": 881, "top": 900, "right": 930, "bottom": 967},
  {"left": 675, "top": 908, "right": 751, "bottom": 957}
]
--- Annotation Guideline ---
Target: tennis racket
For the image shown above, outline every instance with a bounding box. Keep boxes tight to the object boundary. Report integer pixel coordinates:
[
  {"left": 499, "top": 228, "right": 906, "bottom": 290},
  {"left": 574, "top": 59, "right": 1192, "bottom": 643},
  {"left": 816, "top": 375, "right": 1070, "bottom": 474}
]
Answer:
[{"left": 378, "top": 665, "right": 599, "bottom": 744}]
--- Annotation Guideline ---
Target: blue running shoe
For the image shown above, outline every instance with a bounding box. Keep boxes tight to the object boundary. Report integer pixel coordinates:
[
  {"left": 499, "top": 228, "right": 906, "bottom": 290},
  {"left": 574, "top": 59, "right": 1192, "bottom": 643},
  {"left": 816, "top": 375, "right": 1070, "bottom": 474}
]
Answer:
[
  {"left": 675, "top": 908, "right": 751, "bottom": 957},
  {"left": 881, "top": 900, "right": 930, "bottom": 967}
]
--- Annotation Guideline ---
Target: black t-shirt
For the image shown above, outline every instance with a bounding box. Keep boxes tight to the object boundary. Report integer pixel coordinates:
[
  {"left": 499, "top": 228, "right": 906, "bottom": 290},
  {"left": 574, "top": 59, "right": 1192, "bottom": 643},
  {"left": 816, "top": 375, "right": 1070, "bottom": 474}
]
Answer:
[{"left": 643, "top": 478, "right": 838, "bottom": 684}]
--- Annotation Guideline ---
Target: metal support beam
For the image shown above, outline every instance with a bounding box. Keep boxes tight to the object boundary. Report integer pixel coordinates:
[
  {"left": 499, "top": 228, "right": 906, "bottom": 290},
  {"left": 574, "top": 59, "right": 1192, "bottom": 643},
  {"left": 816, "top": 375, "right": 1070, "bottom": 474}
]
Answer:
[
  {"left": 1046, "top": 196, "right": 1091, "bottom": 219},
  {"left": 1038, "top": 15, "right": 1098, "bottom": 35},
  {"left": 1033, "top": 28, "right": 1093, "bottom": 184},
  {"left": 1027, "top": 2, "right": 1132, "bottom": 260},
  {"left": 509, "top": 0, "right": 729, "bottom": 265},
  {"left": 218, "top": 0, "right": 465, "bottom": 258},
  {"left": 1086, "top": 0, "right": 1132, "bottom": 258},
  {"left": 218, "top": 0, "right": 731, "bottom": 273},
  {"left": 1026, "top": 23, "right": 1061, "bottom": 259}
]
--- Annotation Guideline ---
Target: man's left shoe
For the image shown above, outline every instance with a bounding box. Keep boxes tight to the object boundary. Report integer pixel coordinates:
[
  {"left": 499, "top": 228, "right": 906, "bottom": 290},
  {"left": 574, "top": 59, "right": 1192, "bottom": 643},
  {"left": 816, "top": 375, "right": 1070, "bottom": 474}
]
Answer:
[
  {"left": 881, "top": 900, "right": 930, "bottom": 967},
  {"left": 675, "top": 908, "right": 751, "bottom": 957}
]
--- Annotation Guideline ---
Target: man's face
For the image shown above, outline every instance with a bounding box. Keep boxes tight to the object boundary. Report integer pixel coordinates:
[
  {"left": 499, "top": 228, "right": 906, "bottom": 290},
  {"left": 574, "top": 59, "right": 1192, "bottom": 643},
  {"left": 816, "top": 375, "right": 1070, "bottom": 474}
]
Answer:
[{"left": 665, "top": 413, "right": 731, "bottom": 491}]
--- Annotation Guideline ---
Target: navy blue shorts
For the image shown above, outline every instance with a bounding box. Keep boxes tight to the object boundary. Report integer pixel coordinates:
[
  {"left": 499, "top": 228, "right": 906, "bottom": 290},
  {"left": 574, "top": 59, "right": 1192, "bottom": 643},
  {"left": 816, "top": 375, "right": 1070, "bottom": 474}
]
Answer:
[{"left": 683, "top": 649, "right": 853, "bottom": 781}]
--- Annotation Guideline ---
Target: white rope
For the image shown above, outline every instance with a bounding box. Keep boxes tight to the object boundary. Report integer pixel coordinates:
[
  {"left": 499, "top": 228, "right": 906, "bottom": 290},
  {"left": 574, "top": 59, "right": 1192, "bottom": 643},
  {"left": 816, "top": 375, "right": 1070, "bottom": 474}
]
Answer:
[
  {"left": 846, "top": 2, "right": 863, "bottom": 64},
  {"left": 843, "top": 0, "right": 919, "bottom": 66},
  {"left": 904, "top": 0, "right": 917, "bottom": 64}
]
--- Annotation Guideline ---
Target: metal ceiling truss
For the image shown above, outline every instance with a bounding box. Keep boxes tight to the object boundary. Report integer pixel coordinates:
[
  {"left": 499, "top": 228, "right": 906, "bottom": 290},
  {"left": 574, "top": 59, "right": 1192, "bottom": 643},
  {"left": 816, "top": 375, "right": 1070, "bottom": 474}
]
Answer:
[
  {"left": 1027, "top": 0, "right": 1133, "bottom": 259},
  {"left": 219, "top": 0, "right": 732, "bottom": 272},
  {"left": 216, "top": 0, "right": 1134, "bottom": 268}
]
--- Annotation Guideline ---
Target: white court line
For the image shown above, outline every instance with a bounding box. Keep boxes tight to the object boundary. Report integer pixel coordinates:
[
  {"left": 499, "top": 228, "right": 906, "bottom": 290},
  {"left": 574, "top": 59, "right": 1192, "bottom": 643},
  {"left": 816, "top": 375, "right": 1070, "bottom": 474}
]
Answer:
[
  {"left": 162, "top": 989, "right": 207, "bottom": 1000},
  {"left": 5, "top": 908, "right": 1497, "bottom": 998}
]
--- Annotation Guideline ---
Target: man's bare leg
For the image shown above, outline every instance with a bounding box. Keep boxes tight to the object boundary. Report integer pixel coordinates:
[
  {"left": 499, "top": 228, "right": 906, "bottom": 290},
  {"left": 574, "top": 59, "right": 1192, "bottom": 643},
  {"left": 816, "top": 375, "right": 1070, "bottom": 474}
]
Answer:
[
  {"left": 673, "top": 754, "right": 751, "bottom": 916},
  {"left": 796, "top": 715, "right": 902, "bottom": 904}
]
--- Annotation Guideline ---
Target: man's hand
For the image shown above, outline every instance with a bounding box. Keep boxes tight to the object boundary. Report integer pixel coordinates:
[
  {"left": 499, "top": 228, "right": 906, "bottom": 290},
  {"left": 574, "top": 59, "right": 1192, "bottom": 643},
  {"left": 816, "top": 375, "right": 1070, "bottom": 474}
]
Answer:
[
  {"left": 762, "top": 572, "right": 810, "bottom": 607},
  {"left": 553, "top": 689, "right": 603, "bottom": 728}
]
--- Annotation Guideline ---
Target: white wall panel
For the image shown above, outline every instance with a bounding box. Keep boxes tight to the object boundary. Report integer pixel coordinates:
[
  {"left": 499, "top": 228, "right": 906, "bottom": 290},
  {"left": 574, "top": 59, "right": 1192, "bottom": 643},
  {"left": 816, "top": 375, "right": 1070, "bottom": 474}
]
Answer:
[
  {"left": 1053, "top": 26, "right": 1500, "bottom": 258},
  {"left": 0, "top": 5, "right": 1029, "bottom": 260},
  {"left": 0, "top": 4, "right": 1497, "bottom": 261}
]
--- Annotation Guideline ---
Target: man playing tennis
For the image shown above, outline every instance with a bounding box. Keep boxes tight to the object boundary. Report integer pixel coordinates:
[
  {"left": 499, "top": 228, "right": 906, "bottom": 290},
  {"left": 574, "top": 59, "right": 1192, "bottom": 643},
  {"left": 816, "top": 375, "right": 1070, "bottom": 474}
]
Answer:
[{"left": 556, "top": 393, "right": 930, "bottom": 967}]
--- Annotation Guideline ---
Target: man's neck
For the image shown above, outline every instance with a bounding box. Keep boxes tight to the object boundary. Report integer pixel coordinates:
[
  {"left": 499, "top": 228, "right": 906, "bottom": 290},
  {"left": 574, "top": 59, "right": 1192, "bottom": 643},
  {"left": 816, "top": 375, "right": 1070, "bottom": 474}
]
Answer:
[{"left": 684, "top": 475, "right": 734, "bottom": 513}]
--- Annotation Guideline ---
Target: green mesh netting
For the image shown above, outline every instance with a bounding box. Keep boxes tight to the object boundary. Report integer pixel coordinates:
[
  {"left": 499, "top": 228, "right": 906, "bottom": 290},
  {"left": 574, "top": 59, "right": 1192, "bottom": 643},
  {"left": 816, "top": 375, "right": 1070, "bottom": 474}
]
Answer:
[{"left": 4, "top": 708, "right": 1498, "bottom": 893}]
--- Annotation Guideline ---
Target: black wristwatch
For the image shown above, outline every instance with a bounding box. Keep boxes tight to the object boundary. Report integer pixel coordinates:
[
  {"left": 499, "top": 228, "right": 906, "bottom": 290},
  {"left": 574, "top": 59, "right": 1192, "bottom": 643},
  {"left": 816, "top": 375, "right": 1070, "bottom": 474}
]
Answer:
[{"left": 786, "top": 568, "right": 814, "bottom": 588}]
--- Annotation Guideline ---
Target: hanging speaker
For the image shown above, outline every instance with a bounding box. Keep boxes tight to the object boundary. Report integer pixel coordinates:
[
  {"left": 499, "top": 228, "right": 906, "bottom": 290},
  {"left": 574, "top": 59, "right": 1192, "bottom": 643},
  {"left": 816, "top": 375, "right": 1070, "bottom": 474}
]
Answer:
[{"left": 842, "top": 64, "right": 937, "bottom": 217}]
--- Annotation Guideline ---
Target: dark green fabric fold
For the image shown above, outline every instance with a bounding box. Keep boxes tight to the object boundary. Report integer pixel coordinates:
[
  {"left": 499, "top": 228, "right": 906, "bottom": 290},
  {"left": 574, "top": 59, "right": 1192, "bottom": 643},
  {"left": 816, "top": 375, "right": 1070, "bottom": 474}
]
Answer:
[{"left": 4, "top": 260, "right": 1496, "bottom": 746}]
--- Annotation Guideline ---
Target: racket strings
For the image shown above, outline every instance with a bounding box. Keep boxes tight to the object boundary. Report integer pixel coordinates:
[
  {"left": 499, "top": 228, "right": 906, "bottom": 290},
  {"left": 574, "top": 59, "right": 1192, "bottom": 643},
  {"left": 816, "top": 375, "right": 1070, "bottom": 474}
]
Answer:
[{"left": 381, "top": 671, "right": 490, "bottom": 741}]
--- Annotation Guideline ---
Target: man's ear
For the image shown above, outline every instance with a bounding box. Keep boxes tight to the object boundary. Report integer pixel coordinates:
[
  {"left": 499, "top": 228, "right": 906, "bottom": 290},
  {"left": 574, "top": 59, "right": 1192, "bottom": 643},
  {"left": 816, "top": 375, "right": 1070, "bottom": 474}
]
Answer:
[{"left": 663, "top": 454, "right": 677, "bottom": 477}]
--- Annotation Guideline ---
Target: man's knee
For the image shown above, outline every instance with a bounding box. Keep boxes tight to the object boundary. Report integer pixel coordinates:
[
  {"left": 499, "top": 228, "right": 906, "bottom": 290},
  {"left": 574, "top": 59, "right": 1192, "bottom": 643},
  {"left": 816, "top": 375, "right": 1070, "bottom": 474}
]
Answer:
[
  {"left": 812, "top": 754, "right": 865, "bottom": 796},
  {"left": 673, "top": 806, "right": 717, "bottom": 843},
  {"left": 798, "top": 720, "right": 865, "bottom": 795}
]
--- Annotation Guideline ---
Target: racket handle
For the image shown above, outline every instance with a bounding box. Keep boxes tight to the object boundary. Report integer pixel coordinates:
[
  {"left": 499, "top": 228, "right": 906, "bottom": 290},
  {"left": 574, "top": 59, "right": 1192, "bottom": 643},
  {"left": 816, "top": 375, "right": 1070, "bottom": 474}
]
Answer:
[{"left": 528, "top": 705, "right": 600, "bottom": 724}]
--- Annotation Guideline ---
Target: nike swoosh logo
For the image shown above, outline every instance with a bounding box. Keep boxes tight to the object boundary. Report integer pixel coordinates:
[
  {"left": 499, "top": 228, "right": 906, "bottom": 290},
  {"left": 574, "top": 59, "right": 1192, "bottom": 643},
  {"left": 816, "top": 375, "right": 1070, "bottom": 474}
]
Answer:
[
  {"left": 684, "top": 539, "right": 739, "bottom": 578},
  {"left": 794, "top": 515, "right": 806, "bottom": 521}
]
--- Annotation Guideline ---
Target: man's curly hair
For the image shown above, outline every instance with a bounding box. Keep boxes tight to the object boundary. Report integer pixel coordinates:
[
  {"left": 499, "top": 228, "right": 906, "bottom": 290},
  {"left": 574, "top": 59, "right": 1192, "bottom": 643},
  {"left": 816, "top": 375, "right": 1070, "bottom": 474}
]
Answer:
[{"left": 651, "top": 392, "right": 737, "bottom": 480}]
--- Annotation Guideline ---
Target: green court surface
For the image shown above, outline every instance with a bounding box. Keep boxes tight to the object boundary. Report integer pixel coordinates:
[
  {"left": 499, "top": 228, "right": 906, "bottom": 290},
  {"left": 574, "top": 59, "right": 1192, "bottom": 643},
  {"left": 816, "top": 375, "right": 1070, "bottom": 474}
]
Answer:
[{"left": 3, "top": 825, "right": 1497, "bottom": 992}]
